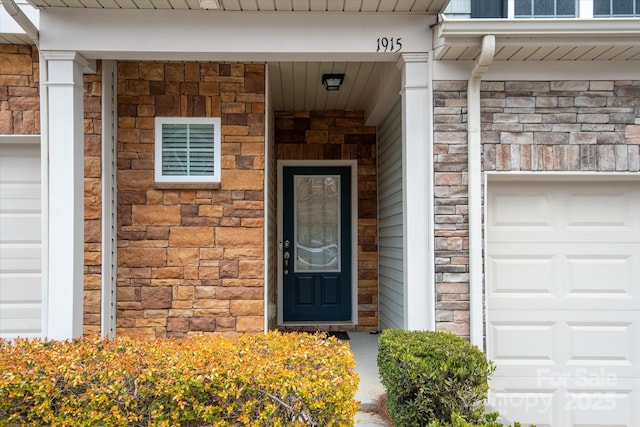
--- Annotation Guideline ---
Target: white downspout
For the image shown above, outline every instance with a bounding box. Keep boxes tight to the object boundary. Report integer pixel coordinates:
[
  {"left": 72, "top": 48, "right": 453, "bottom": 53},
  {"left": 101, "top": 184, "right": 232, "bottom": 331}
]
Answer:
[
  {"left": 468, "top": 35, "right": 495, "bottom": 350},
  {"left": 0, "top": 0, "right": 38, "bottom": 47}
]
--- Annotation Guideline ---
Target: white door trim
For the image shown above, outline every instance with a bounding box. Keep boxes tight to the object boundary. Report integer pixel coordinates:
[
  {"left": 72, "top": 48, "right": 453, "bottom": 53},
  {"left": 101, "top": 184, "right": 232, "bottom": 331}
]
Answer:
[{"left": 276, "top": 159, "right": 358, "bottom": 326}]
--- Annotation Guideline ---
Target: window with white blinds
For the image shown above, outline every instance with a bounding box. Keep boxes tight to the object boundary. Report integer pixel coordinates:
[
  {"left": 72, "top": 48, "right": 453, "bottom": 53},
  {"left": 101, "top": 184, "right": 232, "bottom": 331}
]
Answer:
[{"left": 154, "top": 117, "right": 221, "bottom": 183}]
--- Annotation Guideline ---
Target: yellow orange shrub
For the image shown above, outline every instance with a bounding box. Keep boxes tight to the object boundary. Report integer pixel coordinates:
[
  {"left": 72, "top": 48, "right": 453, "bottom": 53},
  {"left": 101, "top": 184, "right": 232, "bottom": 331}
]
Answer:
[{"left": 0, "top": 331, "right": 359, "bottom": 426}]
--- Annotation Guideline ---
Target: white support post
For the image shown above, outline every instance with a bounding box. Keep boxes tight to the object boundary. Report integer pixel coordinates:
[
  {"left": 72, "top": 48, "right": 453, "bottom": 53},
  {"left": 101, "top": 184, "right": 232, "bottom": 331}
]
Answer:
[
  {"left": 398, "top": 53, "right": 435, "bottom": 331},
  {"left": 41, "top": 51, "right": 90, "bottom": 340}
]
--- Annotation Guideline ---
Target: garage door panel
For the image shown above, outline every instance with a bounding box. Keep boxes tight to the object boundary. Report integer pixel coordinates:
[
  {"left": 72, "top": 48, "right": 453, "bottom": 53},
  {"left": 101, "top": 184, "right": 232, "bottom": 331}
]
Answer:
[
  {"left": 490, "top": 229, "right": 640, "bottom": 243},
  {"left": 488, "top": 254, "right": 556, "bottom": 297},
  {"left": 566, "top": 253, "right": 636, "bottom": 298},
  {"left": 488, "top": 320, "right": 557, "bottom": 366},
  {"left": 0, "top": 214, "right": 41, "bottom": 242},
  {"left": 567, "top": 193, "right": 633, "bottom": 230},
  {"left": 0, "top": 144, "right": 39, "bottom": 181},
  {"left": 0, "top": 140, "right": 42, "bottom": 339},
  {"left": 489, "top": 310, "right": 640, "bottom": 376},
  {"left": 567, "top": 322, "right": 634, "bottom": 367},
  {"left": 489, "top": 191, "right": 554, "bottom": 229},
  {"left": 489, "top": 377, "right": 640, "bottom": 427},
  {"left": 489, "top": 181, "right": 640, "bottom": 234},
  {"left": 488, "top": 384, "right": 558, "bottom": 427},
  {"left": 0, "top": 303, "right": 42, "bottom": 337},
  {"left": 488, "top": 244, "right": 639, "bottom": 311},
  {"left": 0, "top": 274, "right": 41, "bottom": 301},
  {"left": 0, "top": 245, "right": 42, "bottom": 272},
  {"left": 0, "top": 184, "right": 40, "bottom": 212}
]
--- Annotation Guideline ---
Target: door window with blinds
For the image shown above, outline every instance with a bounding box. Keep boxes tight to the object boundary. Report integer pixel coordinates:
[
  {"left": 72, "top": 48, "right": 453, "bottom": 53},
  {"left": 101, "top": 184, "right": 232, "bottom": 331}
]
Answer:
[{"left": 154, "top": 117, "right": 221, "bottom": 183}]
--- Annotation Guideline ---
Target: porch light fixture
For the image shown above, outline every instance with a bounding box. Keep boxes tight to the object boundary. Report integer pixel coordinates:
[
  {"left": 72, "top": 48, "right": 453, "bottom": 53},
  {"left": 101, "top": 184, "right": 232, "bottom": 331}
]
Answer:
[
  {"left": 322, "top": 74, "right": 344, "bottom": 91},
  {"left": 198, "top": 0, "right": 220, "bottom": 9}
]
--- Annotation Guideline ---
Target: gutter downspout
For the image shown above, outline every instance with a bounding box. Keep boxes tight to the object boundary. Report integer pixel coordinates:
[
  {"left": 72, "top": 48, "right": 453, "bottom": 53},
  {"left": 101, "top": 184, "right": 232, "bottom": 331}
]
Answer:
[
  {"left": 468, "top": 34, "right": 495, "bottom": 350},
  {"left": 0, "top": 0, "right": 38, "bottom": 47}
]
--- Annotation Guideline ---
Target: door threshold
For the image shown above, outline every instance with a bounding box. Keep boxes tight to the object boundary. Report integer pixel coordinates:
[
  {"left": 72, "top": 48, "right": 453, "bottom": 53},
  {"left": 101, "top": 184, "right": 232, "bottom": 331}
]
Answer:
[{"left": 280, "top": 321, "right": 355, "bottom": 327}]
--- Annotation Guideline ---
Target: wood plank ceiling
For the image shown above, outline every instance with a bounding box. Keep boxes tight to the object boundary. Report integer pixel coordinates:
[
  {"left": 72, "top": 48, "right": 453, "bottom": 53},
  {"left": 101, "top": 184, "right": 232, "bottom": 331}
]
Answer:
[
  {"left": 437, "top": 41, "right": 640, "bottom": 61},
  {"left": 269, "top": 61, "right": 388, "bottom": 112},
  {"left": 27, "top": 0, "right": 450, "bottom": 12}
]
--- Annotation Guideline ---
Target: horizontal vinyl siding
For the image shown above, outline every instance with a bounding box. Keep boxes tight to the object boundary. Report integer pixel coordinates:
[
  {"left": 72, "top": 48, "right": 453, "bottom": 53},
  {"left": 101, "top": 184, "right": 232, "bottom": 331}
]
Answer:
[{"left": 377, "top": 101, "right": 404, "bottom": 330}]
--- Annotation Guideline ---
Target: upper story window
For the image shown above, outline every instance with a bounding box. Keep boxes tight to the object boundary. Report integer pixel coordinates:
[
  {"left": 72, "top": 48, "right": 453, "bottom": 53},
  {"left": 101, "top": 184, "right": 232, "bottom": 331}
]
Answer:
[
  {"left": 461, "top": 0, "right": 639, "bottom": 18},
  {"left": 515, "top": 0, "right": 577, "bottom": 17},
  {"left": 154, "top": 117, "right": 221, "bottom": 184},
  {"left": 594, "top": 0, "right": 640, "bottom": 16}
]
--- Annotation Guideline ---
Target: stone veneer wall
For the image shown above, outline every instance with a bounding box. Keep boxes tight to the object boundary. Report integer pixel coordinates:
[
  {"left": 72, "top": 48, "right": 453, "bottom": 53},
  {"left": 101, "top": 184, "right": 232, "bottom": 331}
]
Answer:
[
  {"left": 116, "top": 62, "right": 266, "bottom": 338},
  {"left": 275, "top": 111, "right": 378, "bottom": 331},
  {"left": 433, "top": 80, "right": 640, "bottom": 339},
  {"left": 83, "top": 63, "right": 103, "bottom": 335},
  {"left": 1, "top": 45, "right": 101, "bottom": 335},
  {"left": 0, "top": 45, "right": 39, "bottom": 134}
]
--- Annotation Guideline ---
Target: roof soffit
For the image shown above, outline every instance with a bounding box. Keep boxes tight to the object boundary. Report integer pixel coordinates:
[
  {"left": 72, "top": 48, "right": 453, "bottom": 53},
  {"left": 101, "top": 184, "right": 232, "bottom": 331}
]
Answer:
[
  {"left": 434, "top": 18, "right": 640, "bottom": 61},
  {"left": 27, "top": 0, "right": 451, "bottom": 13}
]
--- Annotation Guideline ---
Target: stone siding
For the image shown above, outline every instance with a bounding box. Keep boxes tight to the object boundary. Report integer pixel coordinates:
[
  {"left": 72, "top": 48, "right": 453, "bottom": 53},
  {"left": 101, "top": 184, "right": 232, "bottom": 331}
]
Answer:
[
  {"left": 433, "top": 79, "right": 640, "bottom": 339},
  {"left": 83, "top": 63, "right": 103, "bottom": 335},
  {"left": 275, "top": 111, "right": 378, "bottom": 331},
  {"left": 0, "top": 45, "right": 39, "bottom": 134},
  {"left": 117, "top": 62, "right": 266, "bottom": 338}
]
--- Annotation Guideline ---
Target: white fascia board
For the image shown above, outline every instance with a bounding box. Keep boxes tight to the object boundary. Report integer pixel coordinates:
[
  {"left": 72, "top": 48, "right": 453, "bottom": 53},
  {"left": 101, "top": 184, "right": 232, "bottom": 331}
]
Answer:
[
  {"left": 436, "top": 18, "right": 640, "bottom": 39},
  {"left": 40, "top": 9, "right": 433, "bottom": 62},
  {"left": 433, "top": 60, "right": 640, "bottom": 81}
]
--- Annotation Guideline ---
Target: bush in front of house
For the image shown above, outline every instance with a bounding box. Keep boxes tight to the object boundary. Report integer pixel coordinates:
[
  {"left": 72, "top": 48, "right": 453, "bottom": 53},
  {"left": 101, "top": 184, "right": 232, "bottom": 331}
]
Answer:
[
  {"left": 377, "top": 329, "right": 494, "bottom": 426},
  {"left": 427, "top": 412, "right": 535, "bottom": 427},
  {"left": 0, "top": 331, "right": 359, "bottom": 426}
]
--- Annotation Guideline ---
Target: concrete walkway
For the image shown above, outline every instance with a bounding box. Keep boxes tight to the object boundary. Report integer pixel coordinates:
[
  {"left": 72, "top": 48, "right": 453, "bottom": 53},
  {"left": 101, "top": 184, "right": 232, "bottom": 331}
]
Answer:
[{"left": 348, "top": 332, "right": 390, "bottom": 426}]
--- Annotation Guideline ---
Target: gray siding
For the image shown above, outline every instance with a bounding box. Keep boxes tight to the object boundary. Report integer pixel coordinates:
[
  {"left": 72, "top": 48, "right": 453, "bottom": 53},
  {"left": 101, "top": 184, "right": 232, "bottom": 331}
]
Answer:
[
  {"left": 266, "top": 107, "right": 276, "bottom": 330},
  {"left": 377, "top": 101, "right": 404, "bottom": 330}
]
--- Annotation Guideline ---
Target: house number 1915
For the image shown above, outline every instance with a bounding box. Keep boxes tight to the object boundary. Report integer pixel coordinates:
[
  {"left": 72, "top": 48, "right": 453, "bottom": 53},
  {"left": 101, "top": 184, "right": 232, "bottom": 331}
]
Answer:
[{"left": 377, "top": 37, "right": 402, "bottom": 53}]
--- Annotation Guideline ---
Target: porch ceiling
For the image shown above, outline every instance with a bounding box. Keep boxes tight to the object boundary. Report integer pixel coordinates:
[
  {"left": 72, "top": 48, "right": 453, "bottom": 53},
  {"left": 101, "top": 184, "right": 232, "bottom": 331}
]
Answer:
[
  {"left": 27, "top": 0, "right": 450, "bottom": 12},
  {"left": 434, "top": 18, "right": 640, "bottom": 61},
  {"left": 0, "top": 33, "right": 31, "bottom": 44},
  {"left": 268, "top": 61, "right": 391, "bottom": 113}
]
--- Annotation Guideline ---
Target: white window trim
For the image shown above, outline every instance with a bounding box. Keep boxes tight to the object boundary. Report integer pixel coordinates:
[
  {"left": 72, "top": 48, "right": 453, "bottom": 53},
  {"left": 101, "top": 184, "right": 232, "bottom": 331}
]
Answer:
[{"left": 154, "top": 117, "right": 221, "bottom": 184}]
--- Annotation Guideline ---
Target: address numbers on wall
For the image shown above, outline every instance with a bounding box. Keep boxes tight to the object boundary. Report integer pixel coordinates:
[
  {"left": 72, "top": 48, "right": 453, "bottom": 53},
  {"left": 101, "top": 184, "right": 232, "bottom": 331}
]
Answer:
[{"left": 376, "top": 37, "right": 403, "bottom": 53}]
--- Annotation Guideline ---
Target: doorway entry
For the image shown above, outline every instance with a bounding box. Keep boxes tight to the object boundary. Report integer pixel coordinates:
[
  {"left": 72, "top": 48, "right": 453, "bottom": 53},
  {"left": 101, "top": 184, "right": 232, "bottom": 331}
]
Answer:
[{"left": 278, "top": 161, "right": 358, "bottom": 324}]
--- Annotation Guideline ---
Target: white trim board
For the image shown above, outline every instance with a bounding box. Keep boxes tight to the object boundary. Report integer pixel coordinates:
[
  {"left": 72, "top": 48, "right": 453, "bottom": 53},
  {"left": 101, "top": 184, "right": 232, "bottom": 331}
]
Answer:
[
  {"left": 433, "top": 60, "right": 640, "bottom": 81},
  {"left": 40, "top": 9, "right": 433, "bottom": 62},
  {"left": 276, "top": 159, "right": 359, "bottom": 327}
]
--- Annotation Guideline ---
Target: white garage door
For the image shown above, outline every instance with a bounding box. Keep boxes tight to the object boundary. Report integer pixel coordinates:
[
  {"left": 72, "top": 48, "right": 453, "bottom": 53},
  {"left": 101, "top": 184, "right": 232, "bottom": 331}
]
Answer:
[
  {"left": 0, "top": 138, "right": 42, "bottom": 339},
  {"left": 486, "top": 177, "right": 640, "bottom": 427}
]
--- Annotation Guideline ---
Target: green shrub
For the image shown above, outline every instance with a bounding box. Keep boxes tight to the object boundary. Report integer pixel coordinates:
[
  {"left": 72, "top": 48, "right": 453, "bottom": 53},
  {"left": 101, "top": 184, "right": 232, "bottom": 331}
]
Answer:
[
  {"left": 377, "top": 329, "right": 494, "bottom": 426},
  {"left": 0, "top": 331, "right": 359, "bottom": 426},
  {"left": 427, "top": 412, "right": 535, "bottom": 427}
]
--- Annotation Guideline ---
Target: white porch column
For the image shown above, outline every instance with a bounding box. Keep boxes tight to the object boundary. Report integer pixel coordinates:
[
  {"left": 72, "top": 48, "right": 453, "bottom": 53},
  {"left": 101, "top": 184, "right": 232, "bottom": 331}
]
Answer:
[
  {"left": 399, "top": 53, "right": 435, "bottom": 331},
  {"left": 41, "top": 51, "right": 93, "bottom": 339}
]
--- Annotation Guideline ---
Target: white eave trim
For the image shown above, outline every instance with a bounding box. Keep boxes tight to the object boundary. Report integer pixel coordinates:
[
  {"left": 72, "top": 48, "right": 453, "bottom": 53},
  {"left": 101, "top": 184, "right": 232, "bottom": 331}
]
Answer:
[{"left": 436, "top": 18, "right": 640, "bottom": 39}]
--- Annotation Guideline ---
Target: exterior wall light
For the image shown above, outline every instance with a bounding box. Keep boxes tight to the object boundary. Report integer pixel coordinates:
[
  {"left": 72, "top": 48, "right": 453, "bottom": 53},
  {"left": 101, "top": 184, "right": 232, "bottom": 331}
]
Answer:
[
  {"left": 322, "top": 74, "right": 344, "bottom": 91},
  {"left": 198, "top": 0, "right": 220, "bottom": 9}
]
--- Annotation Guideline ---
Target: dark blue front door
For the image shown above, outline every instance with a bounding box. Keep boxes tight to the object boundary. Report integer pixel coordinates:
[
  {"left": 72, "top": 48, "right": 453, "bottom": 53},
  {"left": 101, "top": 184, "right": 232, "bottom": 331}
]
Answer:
[{"left": 282, "top": 166, "right": 352, "bottom": 322}]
